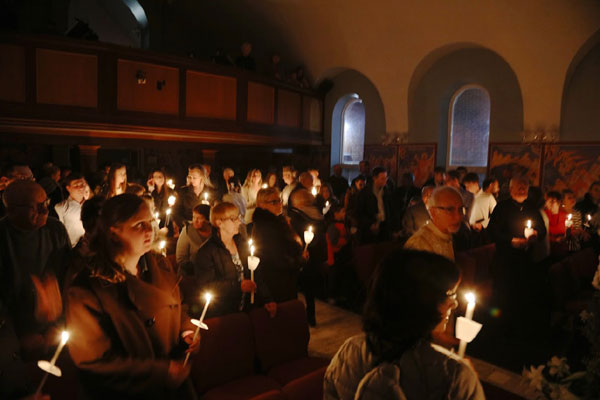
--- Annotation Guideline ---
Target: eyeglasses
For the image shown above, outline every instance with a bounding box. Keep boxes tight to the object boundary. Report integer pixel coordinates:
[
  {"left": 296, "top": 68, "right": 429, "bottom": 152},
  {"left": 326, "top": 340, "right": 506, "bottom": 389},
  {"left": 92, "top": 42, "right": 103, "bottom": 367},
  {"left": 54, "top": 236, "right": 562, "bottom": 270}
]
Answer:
[
  {"left": 431, "top": 206, "right": 466, "bottom": 216},
  {"left": 14, "top": 198, "right": 50, "bottom": 213}
]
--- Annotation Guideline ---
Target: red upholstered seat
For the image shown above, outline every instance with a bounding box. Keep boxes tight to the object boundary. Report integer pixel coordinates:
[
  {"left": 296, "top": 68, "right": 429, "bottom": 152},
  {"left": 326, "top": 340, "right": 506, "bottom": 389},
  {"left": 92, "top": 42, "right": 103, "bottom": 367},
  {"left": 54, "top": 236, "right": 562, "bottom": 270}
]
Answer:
[
  {"left": 202, "top": 375, "right": 285, "bottom": 400},
  {"left": 190, "top": 312, "right": 257, "bottom": 394},
  {"left": 267, "top": 356, "right": 329, "bottom": 386},
  {"left": 250, "top": 300, "right": 310, "bottom": 371},
  {"left": 281, "top": 367, "right": 326, "bottom": 400}
]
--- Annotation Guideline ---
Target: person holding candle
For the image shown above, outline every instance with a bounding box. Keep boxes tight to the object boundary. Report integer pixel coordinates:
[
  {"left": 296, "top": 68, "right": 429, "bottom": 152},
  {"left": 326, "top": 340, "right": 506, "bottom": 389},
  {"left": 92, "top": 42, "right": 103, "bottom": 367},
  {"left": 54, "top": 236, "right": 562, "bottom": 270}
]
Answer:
[
  {"left": 146, "top": 168, "right": 175, "bottom": 221},
  {"left": 324, "top": 249, "right": 484, "bottom": 400},
  {"left": 543, "top": 191, "right": 568, "bottom": 241},
  {"left": 316, "top": 182, "right": 339, "bottom": 217},
  {"left": 193, "top": 202, "right": 276, "bottom": 318},
  {"left": 288, "top": 189, "right": 327, "bottom": 326},
  {"left": 101, "top": 163, "right": 128, "bottom": 199},
  {"left": 251, "top": 187, "right": 304, "bottom": 303},
  {"left": 241, "top": 169, "right": 263, "bottom": 224},
  {"left": 175, "top": 164, "right": 213, "bottom": 228},
  {"left": 562, "top": 189, "right": 588, "bottom": 251},
  {"left": 487, "top": 176, "right": 547, "bottom": 336},
  {"left": 575, "top": 181, "right": 600, "bottom": 218},
  {"left": 65, "top": 194, "right": 200, "bottom": 399}
]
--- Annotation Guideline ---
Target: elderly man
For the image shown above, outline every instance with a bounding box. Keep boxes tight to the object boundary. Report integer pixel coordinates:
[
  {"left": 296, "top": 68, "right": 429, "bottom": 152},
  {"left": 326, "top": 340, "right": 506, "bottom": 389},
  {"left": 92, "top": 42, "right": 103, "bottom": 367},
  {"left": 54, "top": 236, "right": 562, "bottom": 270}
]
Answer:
[
  {"left": 0, "top": 180, "right": 70, "bottom": 354},
  {"left": 404, "top": 186, "right": 464, "bottom": 261},
  {"left": 54, "top": 173, "right": 87, "bottom": 247},
  {"left": 252, "top": 187, "right": 304, "bottom": 302},
  {"left": 487, "top": 176, "right": 547, "bottom": 335},
  {"left": 401, "top": 185, "right": 434, "bottom": 238}
]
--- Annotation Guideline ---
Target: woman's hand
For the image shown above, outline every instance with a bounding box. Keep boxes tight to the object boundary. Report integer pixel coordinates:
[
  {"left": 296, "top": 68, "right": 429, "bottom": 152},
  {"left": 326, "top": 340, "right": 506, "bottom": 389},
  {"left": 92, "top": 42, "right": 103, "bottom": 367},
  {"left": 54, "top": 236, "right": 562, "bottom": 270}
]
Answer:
[
  {"left": 264, "top": 302, "right": 277, "bottom": 318},
  {"left": 167, "top": 361, "right": 191, "bottom": 388},
  {"left": 241, "top": 279, "right": 257, "bottom": 293},
  {"left": 182, "top": 331, "right": 201, "bottom": 355}
]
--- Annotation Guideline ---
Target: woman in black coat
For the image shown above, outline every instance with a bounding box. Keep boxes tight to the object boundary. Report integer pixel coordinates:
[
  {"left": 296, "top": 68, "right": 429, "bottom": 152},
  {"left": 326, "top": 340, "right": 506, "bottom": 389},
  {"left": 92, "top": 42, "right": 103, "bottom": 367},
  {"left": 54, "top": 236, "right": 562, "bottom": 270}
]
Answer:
[{"left": 193, "top": 202, "right": 275, "bottom": 318}]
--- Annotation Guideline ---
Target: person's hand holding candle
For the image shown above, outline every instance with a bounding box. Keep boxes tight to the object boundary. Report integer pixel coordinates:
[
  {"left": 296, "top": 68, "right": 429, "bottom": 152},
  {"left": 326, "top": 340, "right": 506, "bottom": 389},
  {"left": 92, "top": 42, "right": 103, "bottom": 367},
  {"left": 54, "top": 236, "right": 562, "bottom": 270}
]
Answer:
[
  {"left": 241, "top": 279, "right": 257, "bottom": 293},
  {"left": 183, "top": 331, "right": 201, "bottom": 355}
]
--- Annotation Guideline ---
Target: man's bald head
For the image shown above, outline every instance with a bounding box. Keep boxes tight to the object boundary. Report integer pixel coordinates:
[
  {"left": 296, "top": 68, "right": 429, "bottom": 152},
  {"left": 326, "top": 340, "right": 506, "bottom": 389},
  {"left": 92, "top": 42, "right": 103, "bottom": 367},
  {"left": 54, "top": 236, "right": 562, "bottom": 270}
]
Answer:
[
  {"left": 427, "top": 186, "right": 464, "bottom": 234},
  {"left": 298, "top": 172, "right": 314, "bottom": 190},
  {"left": 4, "top": 180, "right": 49, "bottom": 230},
  {"left": 290, "top": 189, "right": 314, "bottom": 209}
]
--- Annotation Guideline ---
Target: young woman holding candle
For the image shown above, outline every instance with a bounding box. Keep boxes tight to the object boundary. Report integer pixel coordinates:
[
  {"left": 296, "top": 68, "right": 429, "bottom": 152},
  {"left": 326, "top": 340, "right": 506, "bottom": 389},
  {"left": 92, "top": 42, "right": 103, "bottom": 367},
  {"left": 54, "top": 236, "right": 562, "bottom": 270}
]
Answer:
[
  {"left": 193, "top": 202, "right": 276, "bottom": 318},
  {"left": 241, "top": 169, "right": 263, "bottom": 224},
  {"left": 65, "top": 194, "right": 200, "bottom": 400},
  {"left": 324, "top": 249, "right": 484, "bottom": 400},
  {"left": 147, "top": 168, "right": 174, "bottom": 218},
  {"left": 102, "top": 163, "right": 128, "bottom": 199}
]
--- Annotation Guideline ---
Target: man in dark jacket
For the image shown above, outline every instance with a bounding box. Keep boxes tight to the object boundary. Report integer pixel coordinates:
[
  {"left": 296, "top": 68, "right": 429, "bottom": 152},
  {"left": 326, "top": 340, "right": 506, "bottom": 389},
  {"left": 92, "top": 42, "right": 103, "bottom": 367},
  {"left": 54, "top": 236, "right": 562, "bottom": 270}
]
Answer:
[
  {"left": 251, "top": 187, "right": 304, "bottom": 303},
  {"left": 355, "top": 167, "right": 397, "bottom": 244},
  {"left": 575, "top": 181, "right": 600, "bottom": 218}
]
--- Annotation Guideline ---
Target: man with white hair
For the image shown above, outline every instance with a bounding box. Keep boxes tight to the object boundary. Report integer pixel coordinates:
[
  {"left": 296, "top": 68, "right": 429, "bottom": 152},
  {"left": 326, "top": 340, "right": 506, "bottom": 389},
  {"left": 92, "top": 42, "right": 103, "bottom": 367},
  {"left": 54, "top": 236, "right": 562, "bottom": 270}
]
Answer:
[{"left": 404, "top": 186, "right": 464, "bottom": 262}]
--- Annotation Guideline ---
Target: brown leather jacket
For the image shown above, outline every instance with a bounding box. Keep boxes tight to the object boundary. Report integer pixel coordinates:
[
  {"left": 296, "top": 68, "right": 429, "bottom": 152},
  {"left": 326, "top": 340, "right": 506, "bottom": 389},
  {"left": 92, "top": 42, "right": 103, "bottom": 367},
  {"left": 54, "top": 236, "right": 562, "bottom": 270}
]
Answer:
[{"left": 65, "top": 252, "right": 194, "bottom": 399}]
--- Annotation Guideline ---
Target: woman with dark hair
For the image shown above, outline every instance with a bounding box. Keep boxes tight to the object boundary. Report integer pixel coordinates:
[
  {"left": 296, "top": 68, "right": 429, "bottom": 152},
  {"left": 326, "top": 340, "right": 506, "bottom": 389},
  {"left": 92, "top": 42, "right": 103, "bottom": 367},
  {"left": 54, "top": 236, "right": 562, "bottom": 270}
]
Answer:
[
  {"left": 65, "top": 194, "right": 199, "bottom": 399},
  {"left": 147, "top": 168, "right": 173, "bottom": 217},
  {"left": 324, "top": 249, "right": 484, "bottom": 400},
  {"left": 316, "top": 181, "right": 339, "bottom": 216},
  {"left": 102, "top": 163, "right": 128, "bottom": 198}
]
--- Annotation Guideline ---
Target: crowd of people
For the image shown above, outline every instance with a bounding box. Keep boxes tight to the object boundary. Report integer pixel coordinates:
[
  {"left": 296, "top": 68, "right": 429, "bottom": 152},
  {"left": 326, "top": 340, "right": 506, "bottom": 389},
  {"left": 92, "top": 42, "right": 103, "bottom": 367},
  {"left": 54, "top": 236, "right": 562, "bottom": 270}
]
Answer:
[{"left": 1, "top": 157, "right": 599, "bottom": 399}]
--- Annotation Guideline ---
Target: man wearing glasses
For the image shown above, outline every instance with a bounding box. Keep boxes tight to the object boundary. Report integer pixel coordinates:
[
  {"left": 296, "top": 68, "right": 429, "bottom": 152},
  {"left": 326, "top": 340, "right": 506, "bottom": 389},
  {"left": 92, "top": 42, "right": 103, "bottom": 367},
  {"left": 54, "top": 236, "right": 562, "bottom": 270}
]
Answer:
[
  {"left": 404, "top": 186, "right": 464, "bottom": 262},
  {"left": 0, "top": 180, "right": 71, "bottom": 358}
]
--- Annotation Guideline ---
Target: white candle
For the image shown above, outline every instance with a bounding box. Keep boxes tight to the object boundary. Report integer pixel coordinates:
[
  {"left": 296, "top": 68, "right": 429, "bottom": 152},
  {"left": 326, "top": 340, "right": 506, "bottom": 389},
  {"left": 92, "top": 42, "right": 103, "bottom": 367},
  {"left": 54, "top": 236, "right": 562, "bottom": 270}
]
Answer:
[
  {"left": 304, "top": 226, "right": 314, "bottom": 251},
  {"left": 165, "top": 208, "right": 172, "bottom": 226},
  {"left": 184, "top": 293, "right": 212, "bottom": 366},
  {"left": 202, "top": 192, "right": 210, "bottom": 205},
  {"left": 524, "top": 219, "right": 534, "bottom": 239},
  {"left": 248, "top": 245, "right": 260, "bottom": 304},
  {"left": 36, "top": 331, "right": 69, "bottom": 396},
  {"left": 322, "top": 201, "right": 330, "bottom": 215},
  {"left": 159, "top": 240, "right": 166, "bottom": 256},
  {"left": 565, "top": 214, "right": 573, "bottom": 229},
  {"left": 458, "top": 293, "right": 476, "bottom": 358}
]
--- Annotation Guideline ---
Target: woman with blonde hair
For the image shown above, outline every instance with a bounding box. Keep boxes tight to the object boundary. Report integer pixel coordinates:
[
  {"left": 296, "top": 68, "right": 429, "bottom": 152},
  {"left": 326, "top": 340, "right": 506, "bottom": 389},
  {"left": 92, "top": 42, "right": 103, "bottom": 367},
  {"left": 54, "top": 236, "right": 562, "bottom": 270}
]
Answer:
[
  {"left": 193, "top": 202, "right": 275, "bottom": 318},
  {"left": 241, "top": 169, "right": 262, "bottom": 224}
]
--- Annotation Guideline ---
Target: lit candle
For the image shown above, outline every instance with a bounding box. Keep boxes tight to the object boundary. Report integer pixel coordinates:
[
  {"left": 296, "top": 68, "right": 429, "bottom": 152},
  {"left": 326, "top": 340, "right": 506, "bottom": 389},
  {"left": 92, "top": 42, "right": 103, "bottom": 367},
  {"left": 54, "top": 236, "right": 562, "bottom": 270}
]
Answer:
[
  {"left": 248, "top": 245, "right": 260, "bottom": 304},
  {"left": 168, "top": 195, "right": 176, "bottom": 207},
  {"left": 159, "top": 240, "right": 166, "bottom": 256},
  {"left": 167, "top": 179, "right": 175, "bottom": 189},
  {"left": 35, "top": 331, "right": 69, "bottom": 396},
  {"left": 311, "top": 187, "right": 317, "bottom": 197},
  {"left": 322, "top": 200, "right": 330, "bottom": 215},
  {"left": 202, "top": 192, "right": 210, "bottom": 205},
  {"left": 262, "top": 183, "right": 268, "bottom": 189},
  {"left": 184, "top": 293, "right": 212, "bottom": 366},
  {"left": 524, "top": 219, "right": 534, "bottom": 239},
  {"left": 303, "top": 226, "right": 314, "bottom": 251},
  {"left": 565, "top": 213, "right": 573, "bottom": 229},
  {"left": 585, "top": 214, "right": 592, "bottom": 228},
  {"left": 458, "top": 293, "right": 476, "bottom": 358}
]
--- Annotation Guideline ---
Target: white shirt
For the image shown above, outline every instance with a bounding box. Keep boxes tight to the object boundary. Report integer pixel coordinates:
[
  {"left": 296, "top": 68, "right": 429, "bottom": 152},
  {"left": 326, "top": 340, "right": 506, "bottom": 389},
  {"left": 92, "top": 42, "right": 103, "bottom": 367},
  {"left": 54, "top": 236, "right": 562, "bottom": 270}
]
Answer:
[
  {"left": 54, "top": 197, "right": 85, "bottom": 247},
  {"left": 469, "top": 190, "right": 497, "bottom": 228}
]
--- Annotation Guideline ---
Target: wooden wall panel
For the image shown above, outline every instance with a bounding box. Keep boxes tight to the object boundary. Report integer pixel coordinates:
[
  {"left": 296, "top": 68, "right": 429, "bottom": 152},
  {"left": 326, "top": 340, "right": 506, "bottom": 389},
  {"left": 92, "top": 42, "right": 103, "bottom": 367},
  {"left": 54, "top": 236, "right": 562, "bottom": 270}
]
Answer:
[
  {"left": 247, "top": 82, "right": 274, "bottom": 124},
  {"left": 303, "top": 96, "right": 322, "bottom": 132},
  {"left": 186, "top": 71, "right": 236, "bottom": 120},
  {"left": 277, "top": 89, "right": 301, "bottom": 128},
  {"left": 0, "top": 44, "right": 26, "bottom": 103},
  {"left": 117, "top": 59, "right": 179, "bottom": 115},
  {"left": 36, "top": 48, "right": 97, "bottom": 107}
]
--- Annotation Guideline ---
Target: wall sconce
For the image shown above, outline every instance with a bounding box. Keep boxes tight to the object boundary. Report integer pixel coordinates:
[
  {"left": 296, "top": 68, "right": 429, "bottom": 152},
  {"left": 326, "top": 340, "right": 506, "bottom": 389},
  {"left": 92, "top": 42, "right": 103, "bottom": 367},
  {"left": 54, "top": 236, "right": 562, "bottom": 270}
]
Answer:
[
  {"left": 136, "top": 70, "right": 147, "bottom": 85},
  {"left": 156, "top": 80, "right": 166, "bottom": 90}
]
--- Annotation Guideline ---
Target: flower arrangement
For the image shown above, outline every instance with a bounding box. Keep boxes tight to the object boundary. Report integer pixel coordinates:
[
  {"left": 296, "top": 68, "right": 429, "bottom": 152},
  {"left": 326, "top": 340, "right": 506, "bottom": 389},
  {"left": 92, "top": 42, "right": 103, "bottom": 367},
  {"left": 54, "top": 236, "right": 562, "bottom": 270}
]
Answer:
[{"left": 523, "top": 257, "right": 600, "bottom": 399}]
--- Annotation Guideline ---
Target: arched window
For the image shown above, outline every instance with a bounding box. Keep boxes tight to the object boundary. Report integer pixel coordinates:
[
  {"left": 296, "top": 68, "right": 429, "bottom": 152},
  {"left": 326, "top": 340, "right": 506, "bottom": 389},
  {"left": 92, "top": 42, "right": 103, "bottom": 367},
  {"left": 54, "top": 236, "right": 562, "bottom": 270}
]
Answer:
[
  {"left": 340, "top": 96, "right": 365, "bottom": 165},
  {"left": 448, "top": 86, "right": 490, "bottom": 168}
]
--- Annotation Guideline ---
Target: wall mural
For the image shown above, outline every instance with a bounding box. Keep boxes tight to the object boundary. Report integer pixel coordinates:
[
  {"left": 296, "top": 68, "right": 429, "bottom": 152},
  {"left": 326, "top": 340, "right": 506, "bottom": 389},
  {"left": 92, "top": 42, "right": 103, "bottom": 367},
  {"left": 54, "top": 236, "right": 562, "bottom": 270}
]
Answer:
[
  {"left": 397, "top": 144, "right": 437, "bottom": 187},
  {"left": 364, "top": 145, "right": 398, "bottom": 182},
  {"left": 542, "top": 144, "right": 600, "bottom": 199},
  {"left": 488, "top": 143, "right": 543, "bottom": 187}
]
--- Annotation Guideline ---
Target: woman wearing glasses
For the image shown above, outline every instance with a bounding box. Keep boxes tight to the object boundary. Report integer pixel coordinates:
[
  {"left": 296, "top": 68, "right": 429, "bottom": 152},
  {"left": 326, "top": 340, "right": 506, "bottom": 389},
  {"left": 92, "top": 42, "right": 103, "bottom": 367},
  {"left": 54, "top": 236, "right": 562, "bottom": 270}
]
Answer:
[
  {"left": 193, "top": 202, "right": 276, "bottom": 318},
  {"left": 324, "top": 249, "right": 484, "bottom": 400}
]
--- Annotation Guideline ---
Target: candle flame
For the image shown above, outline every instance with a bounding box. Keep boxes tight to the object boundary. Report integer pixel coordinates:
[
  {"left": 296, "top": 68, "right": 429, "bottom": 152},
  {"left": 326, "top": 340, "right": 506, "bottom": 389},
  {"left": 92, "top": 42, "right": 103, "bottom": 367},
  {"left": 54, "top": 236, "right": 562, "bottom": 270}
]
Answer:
[
  {"left": 250, "top": 245, "right": 255, "bottom": 257},
  {"left": 311, "top": 187, "right": 317, "bottom": 196},
  {"left": 526, "top": 220, "right": 532, "bottom": 229},
  {"left": 465, "top": 292, "right": 476, "bottom": 304},
  {"left": 168, "top": 195, "right": 176, "bottom": 206},
  {"left": 204, "top": 292, "right": 212, "bottom": 303},
  {"left": 166, "top": 208, "right": 172, "bottom": 215},
  {"left": 588, "top": 214, "right": 592, "bottom": 221},
  {"left": 61, "top": 331, "right": 70, "bottom": 344},
  {"left": 154, "top": 212, "right": 159, "bottom": 219},
  {"left": 325, "top": 201, "right": 329, "bottom": 207},
  {"left": 159, "top": 240, "right": 166, "bottom": 249},
  {"left": 308, "top": 226, "right": 313, "bottom": 233},
  {"left": 567, "top": 214, "right": 572, "bottom": 221},
  {"left": 262, "top": 183, "right": 268, "bottom": 189},
  {"left": 248, "top": 238, "right": 253, "bottom": 246}
]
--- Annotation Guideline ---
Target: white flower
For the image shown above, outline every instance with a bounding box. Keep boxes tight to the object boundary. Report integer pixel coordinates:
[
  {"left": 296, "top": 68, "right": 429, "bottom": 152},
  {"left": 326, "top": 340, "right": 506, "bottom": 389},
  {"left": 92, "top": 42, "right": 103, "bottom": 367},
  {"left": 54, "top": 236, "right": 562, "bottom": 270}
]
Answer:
[
  {"left": 522, "top": 365, "right": 545, "bottom": 391},
  {"left": 547, "top": 356, "right": 570, "bottom": 378},
  {"left": 592, "top": 256, "right": 600, "bottom": 290}
]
